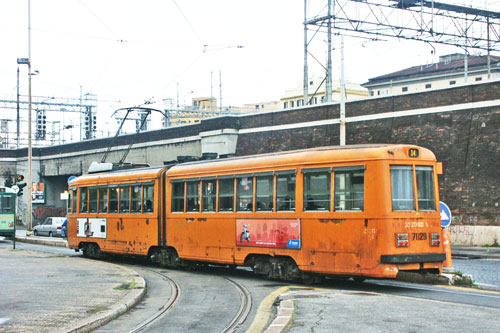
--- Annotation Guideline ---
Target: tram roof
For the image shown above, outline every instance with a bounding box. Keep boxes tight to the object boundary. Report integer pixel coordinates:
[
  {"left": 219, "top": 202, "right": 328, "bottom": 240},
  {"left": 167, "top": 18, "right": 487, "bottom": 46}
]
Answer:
[
  {"left": 69, "top": 166, "right": 165, "bottom": 187},
  {"left": 166, "top": 144, "right": 436, "bottom": 178}
]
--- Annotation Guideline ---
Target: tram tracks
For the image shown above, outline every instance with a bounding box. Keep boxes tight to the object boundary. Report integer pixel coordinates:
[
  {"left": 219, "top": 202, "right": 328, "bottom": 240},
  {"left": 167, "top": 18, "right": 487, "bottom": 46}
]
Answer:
[
  {"left": 128, "top": 267, "right": 181, "bottom": 333},
  {"left": 221, "top": 276, "right": 253, "bottom": 333},
  {"left": 127, "top": 267, "right": 252, "bottom": 333}
]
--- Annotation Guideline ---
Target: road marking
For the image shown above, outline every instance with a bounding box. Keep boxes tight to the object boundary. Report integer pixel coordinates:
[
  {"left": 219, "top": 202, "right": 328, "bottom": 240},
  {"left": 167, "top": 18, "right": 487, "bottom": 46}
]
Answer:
[{"left": 246, "top": 286, "right": 290, "bottom": 333}]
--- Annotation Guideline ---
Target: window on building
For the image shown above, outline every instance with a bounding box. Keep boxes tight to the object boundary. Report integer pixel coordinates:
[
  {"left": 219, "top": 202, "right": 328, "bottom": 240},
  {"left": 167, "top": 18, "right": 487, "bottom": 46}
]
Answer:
[
  {"left": 237, "top": 176, "right": 253, "bottom": 211},
  {"left": 202, "top": 179, "right": 217, "bottom": 212},
  {"left": 391, "top": 166, "right": 415, "bottom": 211},
  {"left": 369, "top": 91, "right": 374, "bottom": 96},
  {"left": 283, "top": 101, "right": 288, "bottom": 109},
  {"left": 402, "top": 86, "right": 408, "bottom": 92},
  {"left": 449, "top": 80, "right": 456, "bottom": 85},
  {"left": 218, "top": 178, "right": 234, "bottom": 212},
  {"left": 276, "top": 171, "right": 295, "bottom": 211},
  {"left": 290, "top": 101, "right": 294, "bottom": 108},
  {"left": 255, "top": 174, "right": 273, "bottom": 211},
  {"left": 186, "top": 181, "right": 200, "bottom": 212},
  {"left": 303, "top": 169, "right": 330, "bottom": 211},
  {"left": 475, "top": 77, "right": 482, "bottom": 82},
  {"left": 334, "top": 166, "right": 364, "bottom": 211},
  {"left": 425, "top": 83, "right": 432, "bottom": 89},
  {"left": 416, "top": 166, "right": 436, "bottom": 211},
  {"left": 98, "top": 188, "right": 108, "bottom": 213}
]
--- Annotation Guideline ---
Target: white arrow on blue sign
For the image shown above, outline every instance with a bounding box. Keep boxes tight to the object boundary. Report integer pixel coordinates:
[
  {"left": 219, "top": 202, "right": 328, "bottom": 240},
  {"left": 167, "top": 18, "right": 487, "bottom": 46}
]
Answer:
[{"left": 440, "top": 201, "right": 452, "bottom": 228}]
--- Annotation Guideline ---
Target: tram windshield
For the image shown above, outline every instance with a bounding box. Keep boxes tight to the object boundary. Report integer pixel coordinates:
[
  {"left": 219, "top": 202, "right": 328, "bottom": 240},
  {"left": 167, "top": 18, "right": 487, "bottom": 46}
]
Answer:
[
  {"left": 0, "top": 195, "right": 14, "bottom": 214},
  {"left": 391, "top": 165, "right": 436, "bottom": 211}
]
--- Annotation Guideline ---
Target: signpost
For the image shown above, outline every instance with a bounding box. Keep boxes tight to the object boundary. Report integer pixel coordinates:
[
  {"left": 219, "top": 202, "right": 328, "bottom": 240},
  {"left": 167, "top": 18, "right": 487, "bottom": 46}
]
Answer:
[
  {"left": 440, "top": 201, "right": 453, "bottom": 268},
  {"left": 440, "top": 201, "right": 452, "bottom": 228}
]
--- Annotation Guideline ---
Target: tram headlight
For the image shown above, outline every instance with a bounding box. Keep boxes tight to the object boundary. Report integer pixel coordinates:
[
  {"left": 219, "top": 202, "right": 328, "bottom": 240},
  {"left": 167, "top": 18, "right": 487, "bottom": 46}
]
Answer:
[
  {"left": 430, "top": 233, "right": 441, "bottom": 247},
  {"left": 396, "top": 233, "right": 409, "bottom": 247}
]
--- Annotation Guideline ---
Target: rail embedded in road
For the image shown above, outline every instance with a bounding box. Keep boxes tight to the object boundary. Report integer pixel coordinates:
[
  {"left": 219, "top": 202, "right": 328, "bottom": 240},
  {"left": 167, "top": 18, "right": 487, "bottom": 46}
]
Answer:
[{"left": 128, "top": 268, "right": 181, "bottom": 333}]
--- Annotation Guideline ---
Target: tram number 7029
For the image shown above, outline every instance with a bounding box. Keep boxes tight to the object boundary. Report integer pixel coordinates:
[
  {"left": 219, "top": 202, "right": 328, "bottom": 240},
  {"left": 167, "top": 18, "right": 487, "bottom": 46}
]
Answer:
[{"left": 412, "top": 232, "right": 428, "bottom": 241}]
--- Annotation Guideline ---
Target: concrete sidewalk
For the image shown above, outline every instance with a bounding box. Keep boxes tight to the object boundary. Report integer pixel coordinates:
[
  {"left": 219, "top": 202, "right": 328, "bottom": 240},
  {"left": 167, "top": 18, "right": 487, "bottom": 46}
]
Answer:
[{"left": 0, "top": 245, "right": 145, "bottom": 333}]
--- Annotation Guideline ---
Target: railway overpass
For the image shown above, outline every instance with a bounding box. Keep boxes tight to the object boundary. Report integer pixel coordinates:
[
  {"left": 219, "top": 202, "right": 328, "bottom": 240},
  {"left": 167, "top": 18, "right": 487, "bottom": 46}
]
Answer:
[{"left": 1, "top": 80, "right": 499, "bottom": 244}]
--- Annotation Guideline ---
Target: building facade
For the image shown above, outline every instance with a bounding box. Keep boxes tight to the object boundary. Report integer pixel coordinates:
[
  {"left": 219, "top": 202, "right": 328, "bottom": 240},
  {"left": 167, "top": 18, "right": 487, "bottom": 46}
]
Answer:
[{"left": 363, "top": 53, "right": 500, "bottom": 97}]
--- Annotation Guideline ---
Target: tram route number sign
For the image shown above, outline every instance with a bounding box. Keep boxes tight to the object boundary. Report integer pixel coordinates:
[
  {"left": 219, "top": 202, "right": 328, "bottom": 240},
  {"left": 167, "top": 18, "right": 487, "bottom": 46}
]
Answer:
[{"left": 440, "top": 201, "right": 452, "bottom": 228}]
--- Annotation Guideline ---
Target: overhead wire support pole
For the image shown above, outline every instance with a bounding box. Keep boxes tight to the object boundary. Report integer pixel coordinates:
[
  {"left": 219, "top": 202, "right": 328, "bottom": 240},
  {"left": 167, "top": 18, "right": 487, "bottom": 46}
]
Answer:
[
  {"left": 326, "top": 0, "right": 333, "bottom": 103},
  {"left": 27, "top": 0, "right": 33, "bottom": 232},
  {"left": 303, "top": 0, "right": 309, "bottom": 106}
]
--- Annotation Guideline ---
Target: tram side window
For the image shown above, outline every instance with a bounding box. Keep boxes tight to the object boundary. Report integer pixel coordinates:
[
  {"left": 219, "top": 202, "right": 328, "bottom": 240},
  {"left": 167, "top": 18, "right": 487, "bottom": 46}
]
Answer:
[
  {"left": 202, "top": 179, "right": 217, "bottom": 212},
  {"left": 172, "top": 182, "right": 185, "bottom": 212},
  {"left": 237, "top": 176, "right": 253, "bottom": 212},
  {"left": 416, "top": 166, "right": 436, "bottom": 211},
  {"left": 334, "top": 167, "right": 364, "bottom": 211},
  {"left": 276, "top": 172, "right": 296, "bottom": 211},
  {"left": 391, "top": 166, "right": 415, "bottom": 211},
  {"left": 119, "top": 186, "right": 130, "bottom": 213},
  {"left": 218, "top": 178, "right": 234, "bottom": 212},
  {"left": 186, "top": 181, "right": 200, "bottom": 212},
  {"left": 72, "top": 189, "right": 77, "bottom": 214},
  {"left": 303, "top": 169, "right": 330, "bottom": 211},
  {"left": 67, "top": 191, "right": 72, "bottom": 214},
  {"left": 143, "top": 184, "right": 154, "bottom": 213},
  {"left": 256, "top": 175, "right": 273, "bottom": 211},
  {"left": 131, "top": 186, "right": 142, "bottom": 213},
  {"left": 98, "top": 188, "right": 108, "bottom": 213},
  {"left": 89, "top": 188, "right": 98, "bottom": 213},
  {"left": 79, "top": 187, "right": 88, "bottom": 213},
  {"left": 109, "top": 187, "right": 118, "bottom": 213}
]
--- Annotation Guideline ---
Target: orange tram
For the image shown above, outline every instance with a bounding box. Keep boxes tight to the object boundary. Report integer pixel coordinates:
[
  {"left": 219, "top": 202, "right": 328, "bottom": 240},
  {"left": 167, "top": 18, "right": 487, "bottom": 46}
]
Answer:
[{"left": 67, "top": 144, "right": 446, "bottom": 282}]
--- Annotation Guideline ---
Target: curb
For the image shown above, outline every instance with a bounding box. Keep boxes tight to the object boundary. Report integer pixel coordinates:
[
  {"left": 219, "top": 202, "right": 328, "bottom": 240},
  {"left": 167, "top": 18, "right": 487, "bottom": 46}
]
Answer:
[
  {"left": 15, "top": 236, "right": 68, "bottom": 248},
  {"left": 59, "top": 264, "right": 147, "bottom": 333}
]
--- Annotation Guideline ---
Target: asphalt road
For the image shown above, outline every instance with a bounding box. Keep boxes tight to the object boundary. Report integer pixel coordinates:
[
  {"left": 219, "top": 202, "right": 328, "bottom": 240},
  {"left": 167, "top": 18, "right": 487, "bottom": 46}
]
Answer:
[
  {"left": 1, "top": 239, "right": 499, "bottom": 332},
  {"left": 453, "top": 258, "right": 500, "bottom": 287}
]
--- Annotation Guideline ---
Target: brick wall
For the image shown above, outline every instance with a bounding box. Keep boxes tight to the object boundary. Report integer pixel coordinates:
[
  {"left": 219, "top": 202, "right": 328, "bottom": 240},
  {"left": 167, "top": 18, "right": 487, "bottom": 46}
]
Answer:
[{"left": 235, "top": 81, "right": 500, "bottom": 226}]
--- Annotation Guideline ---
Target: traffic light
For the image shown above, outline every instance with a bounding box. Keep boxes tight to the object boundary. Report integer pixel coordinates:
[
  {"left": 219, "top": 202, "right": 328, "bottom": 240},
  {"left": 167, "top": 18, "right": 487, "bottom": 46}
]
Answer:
[
  {"left": 92, "top": 114, "right": 97, "bottom": 132},
  {"left": 16, "top": 175, "right": 26, "bottom": 197},
  {"left": 36, "top": 110, "right": 46, "bottom": 139}
]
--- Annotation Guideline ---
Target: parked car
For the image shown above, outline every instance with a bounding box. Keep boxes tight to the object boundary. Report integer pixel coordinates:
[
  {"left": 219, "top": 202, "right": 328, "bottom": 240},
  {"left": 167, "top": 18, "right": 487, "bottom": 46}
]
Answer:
[{"left": 33, "top": 217, "right": 66, "bottom": 237}]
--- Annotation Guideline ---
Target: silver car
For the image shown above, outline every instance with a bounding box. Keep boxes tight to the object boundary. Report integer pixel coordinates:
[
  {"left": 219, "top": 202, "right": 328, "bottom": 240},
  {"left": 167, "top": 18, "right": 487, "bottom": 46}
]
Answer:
[{"left": 33, "top": 217, "right": 66, "bottom": 237}]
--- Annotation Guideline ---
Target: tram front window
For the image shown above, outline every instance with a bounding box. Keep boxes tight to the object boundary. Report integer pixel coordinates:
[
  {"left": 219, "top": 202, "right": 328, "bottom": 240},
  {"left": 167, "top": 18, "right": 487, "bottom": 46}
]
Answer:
[
  {"left": 416, "top": 166, "right": 436, "bottom": 211},
  {"left": 391, "top": 166, "right": 415, "bottom": 211}
]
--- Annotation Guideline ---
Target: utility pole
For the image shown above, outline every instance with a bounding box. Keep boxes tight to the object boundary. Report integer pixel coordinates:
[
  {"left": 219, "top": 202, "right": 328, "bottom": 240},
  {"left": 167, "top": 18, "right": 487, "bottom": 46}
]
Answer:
[
  {"left": 210, "top": 71, "right": 214, "bottom": 115},
  {"left": 340, "top": 35, "right": 346, "bottom": 146},
  {"left": 303, "top": 0, "right": 309, "bottom": 106},
  {"left": 27, "top": 0, "right": 33, "bottom": 231},
  {"left": 326, "top": 0, "right": 333, "bottom": 103},
  {"left": 16, "top": 67, "right": 20, "bottom": 149},
  {"left": 219, "top": 70, "right": 222, "bottom": 112}
]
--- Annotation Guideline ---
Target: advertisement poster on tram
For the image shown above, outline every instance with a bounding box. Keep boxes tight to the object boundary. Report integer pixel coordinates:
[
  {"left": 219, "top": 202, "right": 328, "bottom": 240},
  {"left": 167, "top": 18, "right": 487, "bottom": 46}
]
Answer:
[{"left": 236, "top": 219, "right": 301, "bottom": 249}]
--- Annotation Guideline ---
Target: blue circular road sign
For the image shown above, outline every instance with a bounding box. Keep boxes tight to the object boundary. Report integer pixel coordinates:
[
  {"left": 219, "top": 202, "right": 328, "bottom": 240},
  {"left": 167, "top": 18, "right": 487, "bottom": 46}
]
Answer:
[
  {"left": 440, "top": 201, "right": 452, "bottom": 228},
  {"left": 67, "top": 175, "right": 77, "bottom": 185}
]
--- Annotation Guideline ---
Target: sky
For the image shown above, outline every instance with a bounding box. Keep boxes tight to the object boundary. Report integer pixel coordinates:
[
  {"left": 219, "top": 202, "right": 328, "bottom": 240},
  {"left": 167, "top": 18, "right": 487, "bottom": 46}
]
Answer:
[{"left": 0, "top": 0, "right": 498, "bottom": 142}]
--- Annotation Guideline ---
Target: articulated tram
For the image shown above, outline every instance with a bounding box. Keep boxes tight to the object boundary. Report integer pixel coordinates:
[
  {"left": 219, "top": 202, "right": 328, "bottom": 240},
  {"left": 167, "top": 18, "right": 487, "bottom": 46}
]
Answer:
[{"left": 67, "top": 144, "right": 446, "bottom": 282}]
